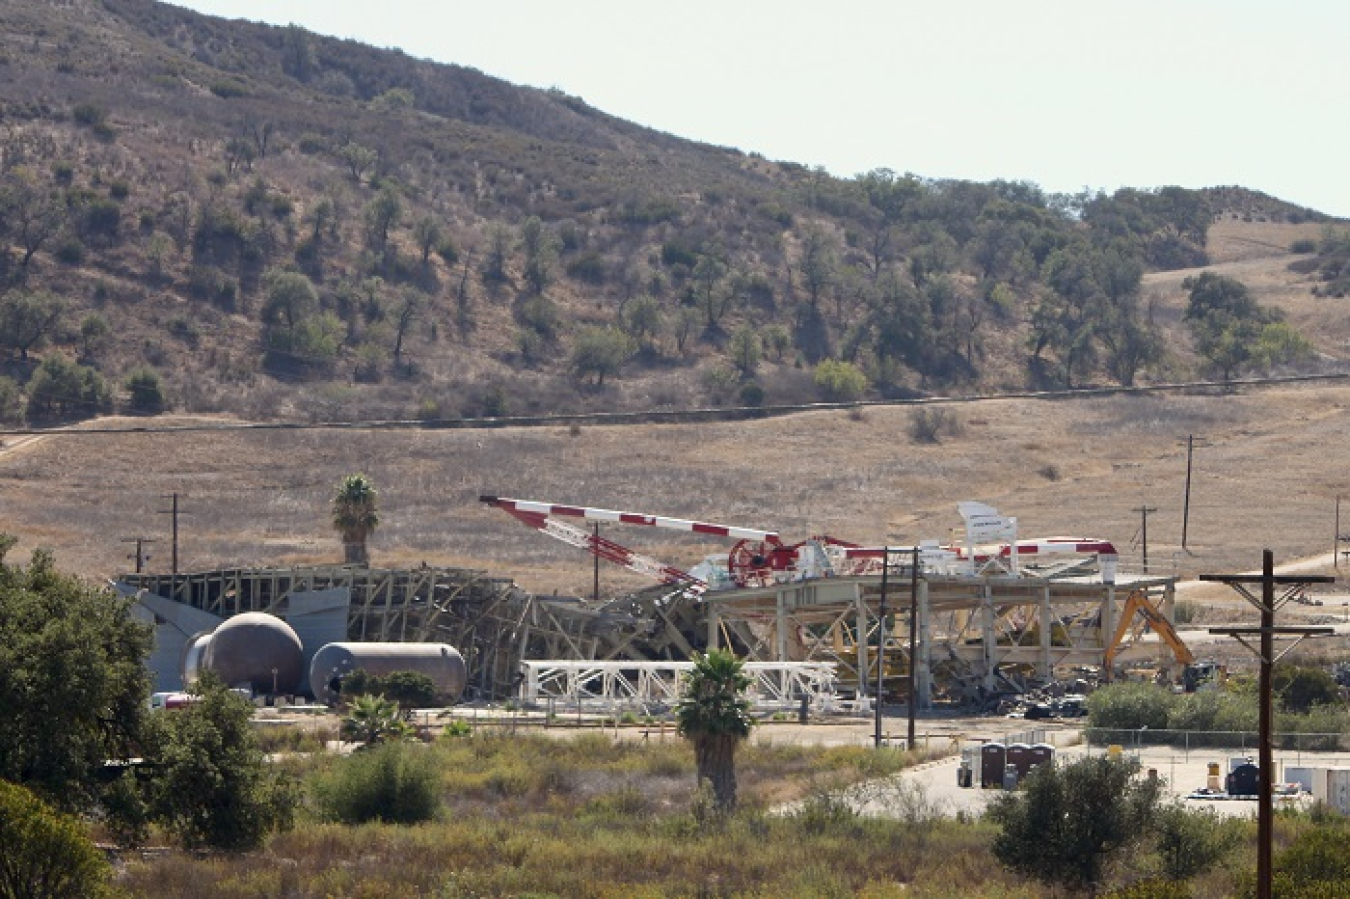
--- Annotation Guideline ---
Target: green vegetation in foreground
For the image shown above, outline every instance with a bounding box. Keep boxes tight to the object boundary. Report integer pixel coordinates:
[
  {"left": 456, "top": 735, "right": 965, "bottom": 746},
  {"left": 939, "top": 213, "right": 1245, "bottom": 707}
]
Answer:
[{"left": 121, "top": 730, "right": 1023, "bottom": 899}]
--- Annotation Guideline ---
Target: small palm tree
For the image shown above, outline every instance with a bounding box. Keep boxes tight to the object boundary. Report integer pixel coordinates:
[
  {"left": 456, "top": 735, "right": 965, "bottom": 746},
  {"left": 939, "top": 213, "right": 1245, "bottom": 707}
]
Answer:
[
  {"left": 676, "top": 649, "right": 753, "bottom": 812},
  {"left": 340, "top": 694, "right": 410, "bottom": 748},
  {"left": 332, "top": 473, "right": 379, "bottom": 565}
]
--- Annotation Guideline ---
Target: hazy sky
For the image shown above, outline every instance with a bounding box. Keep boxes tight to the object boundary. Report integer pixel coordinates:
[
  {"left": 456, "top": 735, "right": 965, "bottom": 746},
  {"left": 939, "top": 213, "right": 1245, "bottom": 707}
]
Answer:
[{"left": 170, "top": 1, "right": 1350, "bottom": 217}]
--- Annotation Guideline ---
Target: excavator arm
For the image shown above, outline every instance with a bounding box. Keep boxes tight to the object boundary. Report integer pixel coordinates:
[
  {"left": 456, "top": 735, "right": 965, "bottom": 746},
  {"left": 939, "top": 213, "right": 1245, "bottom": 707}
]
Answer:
[{"left": 1103, "top": 591, "right": 1195, "bottom": 673}]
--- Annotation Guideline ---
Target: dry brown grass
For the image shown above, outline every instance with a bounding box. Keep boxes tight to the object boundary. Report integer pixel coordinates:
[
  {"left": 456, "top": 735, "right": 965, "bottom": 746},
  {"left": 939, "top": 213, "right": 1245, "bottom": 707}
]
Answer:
[{"left": 2, "top": 379, "right": 1349, "bottom": 606}]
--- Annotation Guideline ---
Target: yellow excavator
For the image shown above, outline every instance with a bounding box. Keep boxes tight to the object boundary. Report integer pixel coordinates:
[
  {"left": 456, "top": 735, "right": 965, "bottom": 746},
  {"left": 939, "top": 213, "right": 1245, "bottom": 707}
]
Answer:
[{"left": 1102, "top": 590, "right": 1195, "bottom": 680}]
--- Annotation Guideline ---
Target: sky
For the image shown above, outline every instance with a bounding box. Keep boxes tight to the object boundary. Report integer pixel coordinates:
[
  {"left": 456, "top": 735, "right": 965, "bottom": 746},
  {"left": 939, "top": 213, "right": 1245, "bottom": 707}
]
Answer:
[{"left": 170, "top": 1, "right": 1350, "bottom": 218}]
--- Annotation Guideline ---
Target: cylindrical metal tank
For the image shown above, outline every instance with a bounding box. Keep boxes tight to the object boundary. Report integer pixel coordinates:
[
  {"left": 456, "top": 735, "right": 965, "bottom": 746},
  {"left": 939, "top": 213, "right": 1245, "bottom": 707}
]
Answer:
[
  {"left": 309, "top": 642, "right": 467, "bottom": 706},
  {"left": 179, "top": 630, "right": 214, "bottom": 689},
  {"left": 200, "top": 612, "right": 305, "bottom": 695}
]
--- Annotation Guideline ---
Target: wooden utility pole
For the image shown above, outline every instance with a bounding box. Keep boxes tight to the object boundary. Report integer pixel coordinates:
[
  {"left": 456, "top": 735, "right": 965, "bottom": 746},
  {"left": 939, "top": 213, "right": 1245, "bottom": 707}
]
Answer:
[
  {"left": 120, "top": 536, "right": 156, "bottom": 573},
  {"left": 1133, "top": 504, "right": 1158, "bottom": 573},
  {"left": 1202, "top": 552, "right": 1332, "bottom": 899},
  {"left": 874, "top": 547, "right": 889, "bottom": 749},
  {"left": 907, "top": 544, "right": 919, "bottom": 748},
  {"left": 1181, "top": 436, "right": 1195, "bottom": 549},
  {"left": 158, "top": 493, "right": 186, "bottom": 574}
]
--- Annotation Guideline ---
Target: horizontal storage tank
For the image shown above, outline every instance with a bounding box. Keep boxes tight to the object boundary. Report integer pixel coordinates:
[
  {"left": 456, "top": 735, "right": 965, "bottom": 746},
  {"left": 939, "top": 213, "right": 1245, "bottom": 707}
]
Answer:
[{"left": 309, "top": 642, "right": 467, "bottom": 706}]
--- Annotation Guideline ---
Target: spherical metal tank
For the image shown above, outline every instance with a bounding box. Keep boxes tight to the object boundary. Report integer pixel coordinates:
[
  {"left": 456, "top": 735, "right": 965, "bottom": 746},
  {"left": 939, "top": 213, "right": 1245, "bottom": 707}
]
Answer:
[
  {"left": 309, "top": 642, "right": 467, "bottom": 706},
  {"left": 179, "top": 630, "right": 214, "bottom": 689},
  {"left": 200, "top": 612, "right": 305, "bottom": 695}
]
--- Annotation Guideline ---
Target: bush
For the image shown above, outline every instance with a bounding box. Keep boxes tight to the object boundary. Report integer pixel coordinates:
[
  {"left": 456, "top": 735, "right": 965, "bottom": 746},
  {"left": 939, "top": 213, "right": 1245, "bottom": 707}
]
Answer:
[
  {"left": 0, "top": 780, "right": 112, "bottom": 899},
  {"left": 152, "top": 674, "right": 297, "bottom": 852},
  {"left": 813, "top": 359, "right": 867, "bottom": 402},
  {"left": 1271, "top": 822, "right": 1350, "bottom": 895},
  {"left": 1153, "top": 802, "right": 1241, "bottom": 881},
  {"left": 988, "top": 754, "right": 1163, "bottom": 893},
  {"left": 908, "top": 407, "right": 961, "bottom": 444},
  {"left": 1290, "top": 238, "right": 1317, "bottom": 254},
  {"left": 1086, "top": 682, "right": 1175, "bottom": 738},
  {"left": 312, "top": 741, "right": 440, "bottom": 825}
]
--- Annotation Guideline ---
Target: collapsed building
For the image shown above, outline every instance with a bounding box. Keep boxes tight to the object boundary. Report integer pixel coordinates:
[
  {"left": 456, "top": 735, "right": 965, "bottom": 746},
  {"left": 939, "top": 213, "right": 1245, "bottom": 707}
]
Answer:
[{"left": 117, "top": 500, "right": 1188, "bottom": 711}]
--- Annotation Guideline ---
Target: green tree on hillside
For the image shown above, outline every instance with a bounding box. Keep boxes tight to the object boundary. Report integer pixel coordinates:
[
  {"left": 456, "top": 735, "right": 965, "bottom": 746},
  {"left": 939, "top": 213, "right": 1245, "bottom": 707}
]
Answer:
[
  {"left": 0, "top": 168, "right": 66, "bottom": 268},
  {"left": 571, "top": 326, "right": 634, "bottom": 387},
  {"left": 364, "top": 187, "right": 403, "bottom": 263},
  {"left": 333, "top": 473, "right": 380, "bottom": 564},
  {"left": 1182, "top": 271, "right": 1310, "bottom": 379},
  {"left": 25, "top": 356, "right": 111, "bottom": 420},
  {"left": 677, "top": 649, "right": 753, "bottom": 812},
  {"left": 519, "top": 216, "right": 558, "bottom": 295},
  {"left": 0, "top": 289, "right": 63, "bottom": 360}
]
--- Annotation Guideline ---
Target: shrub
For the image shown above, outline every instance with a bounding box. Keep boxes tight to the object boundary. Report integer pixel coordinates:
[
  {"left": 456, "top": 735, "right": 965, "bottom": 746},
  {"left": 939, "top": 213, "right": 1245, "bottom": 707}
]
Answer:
[
  {"left": 0, "top": 780, "right": 112, "bottom": 899},
  {"left": 1290, "top": 238, "right": 1317, "bottom": 254},
  {"left": 813, "top": 359, "right": 867, "bottom": 402},
  {"left": 908, "top": 407, "right": 961, "bottom": 444},
  {"left": 1272, "top": 822, "right": 1350, "bottom": 895},
  {"left": 71, "top": 102, "right": 106, "bottom": 127},
  {"left": 738, "top": 382, "right": 765, "bottom": 407},
  {"left": 1086, "top": 682, "right": 1175, "bottom": 737},
  {"left": 1152, "top": 802, "right": 1241, "bottom": 882},
  {"left": 312, "top": 741, "right": 440, "bottom": 825}
]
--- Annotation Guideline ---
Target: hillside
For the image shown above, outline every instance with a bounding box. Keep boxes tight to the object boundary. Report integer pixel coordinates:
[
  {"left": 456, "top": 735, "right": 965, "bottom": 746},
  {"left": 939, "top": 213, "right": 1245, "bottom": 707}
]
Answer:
[{"left": 1, "top": 0, "right": 1346, "bottom": 431}]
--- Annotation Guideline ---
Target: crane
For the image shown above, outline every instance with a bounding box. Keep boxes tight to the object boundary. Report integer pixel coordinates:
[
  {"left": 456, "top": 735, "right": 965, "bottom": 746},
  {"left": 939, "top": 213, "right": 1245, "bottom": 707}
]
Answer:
[{"left": 479, "top": 495, "right": 843, "bottom": 590}]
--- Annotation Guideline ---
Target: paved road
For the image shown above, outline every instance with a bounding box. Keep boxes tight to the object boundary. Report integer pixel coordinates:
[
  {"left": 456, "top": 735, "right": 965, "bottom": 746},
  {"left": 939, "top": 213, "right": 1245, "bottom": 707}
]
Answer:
[{"left": 862, "top": 743, "right": 1342, "bottom": 819}]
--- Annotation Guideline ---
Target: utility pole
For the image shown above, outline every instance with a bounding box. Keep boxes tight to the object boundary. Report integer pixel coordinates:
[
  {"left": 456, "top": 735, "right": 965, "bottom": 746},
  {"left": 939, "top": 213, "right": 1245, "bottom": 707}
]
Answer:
[
  {"left": 1179, "top": 435, "right": 1206, "bottom": 551},
  {"left": 907, "top": 544, "right": 919, "bottom": 749},
  {"left": 592, "top": 522, "right": 601, "bottom": 603},
  {"left": 1202, "top": 552, "right": 1333, "bottom": 899},
  {"left": 158, "top": 493, "right": 187, "bottom": 575},
  {"left": 120, "top": 536, "right": 157, "bottom": 573},
  {"left": 1133, "top": 504, "right": 1158, "bottom": 573},
  {"left": 874, "top": 546, "right": 889, "bottom": 749}
]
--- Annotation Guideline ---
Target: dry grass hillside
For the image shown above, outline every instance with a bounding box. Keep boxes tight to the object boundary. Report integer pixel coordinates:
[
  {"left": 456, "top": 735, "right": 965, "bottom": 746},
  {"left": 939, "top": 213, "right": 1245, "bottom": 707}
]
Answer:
[{"left": 3, "top": 372, "right": 1348, "bottom": 606}]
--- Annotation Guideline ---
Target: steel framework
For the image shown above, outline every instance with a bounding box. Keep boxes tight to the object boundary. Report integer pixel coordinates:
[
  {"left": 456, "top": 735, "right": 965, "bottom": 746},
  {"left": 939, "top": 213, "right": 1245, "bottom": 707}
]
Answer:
[{"left": 518, "top": 660, "right": 838, "bottom": 711}]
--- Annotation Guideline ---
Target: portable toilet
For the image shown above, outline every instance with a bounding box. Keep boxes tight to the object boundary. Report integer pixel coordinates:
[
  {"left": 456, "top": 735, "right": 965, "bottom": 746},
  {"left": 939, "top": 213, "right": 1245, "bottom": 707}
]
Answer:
[
  {"left": 1029, "top": 743, "right": 1056, "bottom": 773},
  {"left": 981, "top": 742, "right": 1007, "bottom": 788},
  {"left": 959, "top": 745, "right": 981, "bottom": 788},
  {"left": 1006, "top": 743, "right": 1032, "bottom": 778}
]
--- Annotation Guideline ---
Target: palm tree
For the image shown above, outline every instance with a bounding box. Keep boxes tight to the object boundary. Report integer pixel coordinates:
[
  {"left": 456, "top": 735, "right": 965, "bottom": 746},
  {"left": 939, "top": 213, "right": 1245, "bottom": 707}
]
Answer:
[
  {"left": 332, "top": 473, "right": 379, "bottom": 565},
  {"left": 340, "top": 694, "right": 410, "bottom": 748},
  {"left": 676, "top": 649, "right": 753, "bottom": 812}
]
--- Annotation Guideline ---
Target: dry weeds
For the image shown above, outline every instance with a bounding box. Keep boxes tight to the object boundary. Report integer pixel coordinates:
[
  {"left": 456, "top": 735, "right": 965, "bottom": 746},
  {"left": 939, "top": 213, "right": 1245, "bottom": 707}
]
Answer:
[{"left": 1, "top": 380, "right": 1348, "bottom": 606}]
